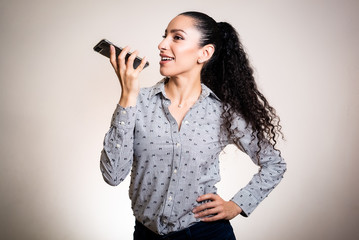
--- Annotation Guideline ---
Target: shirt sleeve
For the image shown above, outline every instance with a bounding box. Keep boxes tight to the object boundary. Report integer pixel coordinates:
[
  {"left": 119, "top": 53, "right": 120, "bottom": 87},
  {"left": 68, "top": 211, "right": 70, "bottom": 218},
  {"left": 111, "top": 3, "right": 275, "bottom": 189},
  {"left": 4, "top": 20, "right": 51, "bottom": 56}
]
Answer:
[
  {"left": 229, "top": 116, "right": 287, "bottom": 217},
  {"left": 100, "top": 104, "right": 137, "bottom": 186}
]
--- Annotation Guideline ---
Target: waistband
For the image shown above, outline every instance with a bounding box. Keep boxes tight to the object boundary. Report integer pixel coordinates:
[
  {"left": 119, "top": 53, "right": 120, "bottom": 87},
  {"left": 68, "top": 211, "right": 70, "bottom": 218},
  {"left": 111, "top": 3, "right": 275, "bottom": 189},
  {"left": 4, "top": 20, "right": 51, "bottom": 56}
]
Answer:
[{"left": 135, "top": 219, "right": 232, "bottom": 240}]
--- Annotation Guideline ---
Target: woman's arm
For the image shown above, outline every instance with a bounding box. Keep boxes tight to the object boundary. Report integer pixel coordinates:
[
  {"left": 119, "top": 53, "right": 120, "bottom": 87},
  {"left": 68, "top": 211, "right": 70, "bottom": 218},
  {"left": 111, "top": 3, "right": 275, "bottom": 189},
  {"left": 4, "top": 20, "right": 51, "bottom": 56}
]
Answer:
[
  {"left": 193, "top": 115, "right": 287, "bottom": 220},
  {"left": 100, "top": 105, "right": 137, "bottom": 186},
  {"left": 100, "top": 45, "right": 147, "bottom": 186},
  {"left": 230, "top": 117, "right": 287, "bottom": 217}
]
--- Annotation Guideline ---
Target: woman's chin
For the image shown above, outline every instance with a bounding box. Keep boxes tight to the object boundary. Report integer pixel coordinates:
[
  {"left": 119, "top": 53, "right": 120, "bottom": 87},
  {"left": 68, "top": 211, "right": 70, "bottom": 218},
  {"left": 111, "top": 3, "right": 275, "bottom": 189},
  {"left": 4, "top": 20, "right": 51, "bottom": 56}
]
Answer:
[{"left": 159, "top": 69, "right": 172, "bottom": 77}]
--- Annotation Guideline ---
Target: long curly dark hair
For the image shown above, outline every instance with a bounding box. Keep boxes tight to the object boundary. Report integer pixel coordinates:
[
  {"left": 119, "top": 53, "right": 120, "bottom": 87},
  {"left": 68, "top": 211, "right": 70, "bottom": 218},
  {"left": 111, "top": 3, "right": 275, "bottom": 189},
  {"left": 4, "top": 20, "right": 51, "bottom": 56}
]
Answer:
[{"left": 180, "top": 11, "right": 283, "bottom": 160}]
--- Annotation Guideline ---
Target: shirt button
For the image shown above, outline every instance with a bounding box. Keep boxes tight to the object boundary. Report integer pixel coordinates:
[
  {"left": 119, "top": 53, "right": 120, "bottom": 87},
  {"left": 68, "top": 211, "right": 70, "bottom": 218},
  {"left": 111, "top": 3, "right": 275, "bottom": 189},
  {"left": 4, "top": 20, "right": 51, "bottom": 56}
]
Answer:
[
  {"left": 116, "top": 144, "right": 120, "bottom": 148},
  {"left": 176, "top": 143, "right": 181, "bottom": 147},
  {"left": 173, "top": 169, "right": 177, "bottom": 174},
  {"left": 119, "top": 121, "right": 125, "bottom": 125},
  {"left": 184, "top": 120, "right": 189, "bottom": 125},
  {"left": 168, "top": 196, "right": 172, "bottom": 201},
  {"left": 121, "top": 110, "right": 127, "bottom": 114}
]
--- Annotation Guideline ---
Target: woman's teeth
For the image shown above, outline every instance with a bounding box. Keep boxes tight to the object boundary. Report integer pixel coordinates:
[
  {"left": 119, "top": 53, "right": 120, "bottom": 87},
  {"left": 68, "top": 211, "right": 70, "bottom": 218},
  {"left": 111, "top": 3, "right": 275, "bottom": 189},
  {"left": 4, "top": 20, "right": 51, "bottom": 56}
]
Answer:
[{"left": 161, "top": 57, "right": 174, "bottom": 61}]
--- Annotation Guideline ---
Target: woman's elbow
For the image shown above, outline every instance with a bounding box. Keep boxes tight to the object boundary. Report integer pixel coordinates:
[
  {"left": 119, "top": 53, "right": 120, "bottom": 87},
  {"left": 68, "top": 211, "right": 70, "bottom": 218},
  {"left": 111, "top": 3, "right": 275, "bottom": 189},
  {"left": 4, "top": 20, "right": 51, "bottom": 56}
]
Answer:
[
  {"left": 103, "top": 175, "right": 121, "bottom": 186},
  {"left": 100, "top": 162, "right": 121, "bottom": 186}
]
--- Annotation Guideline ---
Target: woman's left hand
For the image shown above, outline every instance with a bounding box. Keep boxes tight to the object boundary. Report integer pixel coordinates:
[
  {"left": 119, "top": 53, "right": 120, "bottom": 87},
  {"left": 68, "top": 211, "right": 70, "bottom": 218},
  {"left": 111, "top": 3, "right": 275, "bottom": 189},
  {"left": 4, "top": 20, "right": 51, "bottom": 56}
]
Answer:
[{"left": 192, "top": 193, "right": 243, "bottom": 222}]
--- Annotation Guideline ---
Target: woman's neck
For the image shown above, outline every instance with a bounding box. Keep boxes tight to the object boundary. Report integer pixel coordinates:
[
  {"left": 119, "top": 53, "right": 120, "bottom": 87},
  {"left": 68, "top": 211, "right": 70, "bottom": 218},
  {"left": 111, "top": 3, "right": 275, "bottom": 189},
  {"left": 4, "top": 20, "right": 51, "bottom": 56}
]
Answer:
[{"left": 165, "top": 76, "right": 202, "bottom": 107}]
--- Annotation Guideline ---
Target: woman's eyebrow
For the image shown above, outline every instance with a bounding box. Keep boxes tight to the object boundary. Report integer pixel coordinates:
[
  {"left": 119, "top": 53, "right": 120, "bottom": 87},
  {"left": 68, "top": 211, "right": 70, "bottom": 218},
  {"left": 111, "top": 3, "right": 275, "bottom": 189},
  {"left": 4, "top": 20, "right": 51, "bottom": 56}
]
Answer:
[{"left": 164, "top": 29, "right": 187, "bottom": 35}]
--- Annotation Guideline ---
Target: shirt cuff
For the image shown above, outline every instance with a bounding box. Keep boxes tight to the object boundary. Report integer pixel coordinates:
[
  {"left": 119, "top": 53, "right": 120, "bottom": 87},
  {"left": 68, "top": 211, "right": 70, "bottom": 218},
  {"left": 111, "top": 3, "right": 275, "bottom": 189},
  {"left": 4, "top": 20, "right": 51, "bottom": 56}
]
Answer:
[
  {"left": 111, "top": 104, "right": 137, "bottom": 129},
  {"left": 231, "top": 189, "right": 259, "bottom": 217}
]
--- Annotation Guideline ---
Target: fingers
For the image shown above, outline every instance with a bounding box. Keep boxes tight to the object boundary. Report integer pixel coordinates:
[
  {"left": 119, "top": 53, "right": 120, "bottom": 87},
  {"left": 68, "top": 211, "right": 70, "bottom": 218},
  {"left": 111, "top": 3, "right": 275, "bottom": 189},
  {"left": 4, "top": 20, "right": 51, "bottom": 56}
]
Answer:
[
  {"left": 126, "top": 50, "right": 148, "bottom": 73},
  {"left": 109, "top": 45, "right": 117, "bottom": 71},
  {"left": 135, "top": 56, "right": 148, "bottom": 73},
  {"left": 110, "top": 45, "right": 130, "bottom": 74},
  {"left": 192, "top": 194, "right": 222, "bottom": 219},
  {"left": 197, "top": 193, "right": 218, "bottom": 202},
  {"left": 194, "top": 205, "right": 223, "bottom": 218},
  {"left": 126, "top": 49, "right": 139, "bottom": 68},
  {"left": 193, "top": 203, "right": 222, "bottom": 218},
  {"left": 193, "top": 197, "right": 219, "bottom": 213},
  {"left": 192, "top": 194, "right": 240, "bottom": 222},
  {"left": 111, "top": 46, "right": 146, "bottom": 73},
  {"left": 118, "top": 46, "right": 130, "bottom": 73}
]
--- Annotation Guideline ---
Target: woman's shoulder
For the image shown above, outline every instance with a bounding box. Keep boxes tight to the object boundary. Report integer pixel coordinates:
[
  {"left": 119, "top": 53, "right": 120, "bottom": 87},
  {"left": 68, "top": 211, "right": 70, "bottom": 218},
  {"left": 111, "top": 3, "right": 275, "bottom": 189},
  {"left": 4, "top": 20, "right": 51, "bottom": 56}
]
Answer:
[
  {"left": 139, "top": 79, "right": 166, "bottom": 96},
  {"left": 137, "top": 79, "right": 166, "bottom": 102}
]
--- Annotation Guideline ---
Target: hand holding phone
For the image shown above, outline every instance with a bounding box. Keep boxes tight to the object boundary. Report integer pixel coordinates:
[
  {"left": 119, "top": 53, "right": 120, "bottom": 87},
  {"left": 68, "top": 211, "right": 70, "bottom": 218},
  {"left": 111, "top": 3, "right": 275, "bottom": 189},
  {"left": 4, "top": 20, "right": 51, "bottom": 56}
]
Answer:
[
  {"left": 94, "top": 39, "right": 147, "bottom": 107},
  {"left": 93, "top": 39, "right": 149, "bottom": 69}
]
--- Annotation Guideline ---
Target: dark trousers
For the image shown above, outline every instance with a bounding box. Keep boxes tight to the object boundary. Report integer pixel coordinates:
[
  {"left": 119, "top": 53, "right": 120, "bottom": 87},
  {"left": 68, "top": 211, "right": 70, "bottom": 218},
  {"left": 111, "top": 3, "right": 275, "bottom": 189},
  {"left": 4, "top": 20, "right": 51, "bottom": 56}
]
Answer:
[{"left": 134, "top": 220, "right": 236, "bottom": 240}]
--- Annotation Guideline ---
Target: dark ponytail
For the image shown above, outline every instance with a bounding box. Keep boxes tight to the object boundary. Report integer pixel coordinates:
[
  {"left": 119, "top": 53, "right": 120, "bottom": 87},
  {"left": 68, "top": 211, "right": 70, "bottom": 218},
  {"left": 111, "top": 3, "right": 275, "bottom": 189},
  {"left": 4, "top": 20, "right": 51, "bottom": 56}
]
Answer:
[{"left": 180, "top": 11, "right": 283, "bottom": 159}]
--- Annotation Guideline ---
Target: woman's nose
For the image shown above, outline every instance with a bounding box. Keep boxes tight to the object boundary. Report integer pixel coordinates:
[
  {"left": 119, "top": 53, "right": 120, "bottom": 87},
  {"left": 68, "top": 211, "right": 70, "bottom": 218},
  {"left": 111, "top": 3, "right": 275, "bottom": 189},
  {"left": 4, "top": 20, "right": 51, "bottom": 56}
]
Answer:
[{"left": 158, "top": 38, "right": 167, "bottom": 51}]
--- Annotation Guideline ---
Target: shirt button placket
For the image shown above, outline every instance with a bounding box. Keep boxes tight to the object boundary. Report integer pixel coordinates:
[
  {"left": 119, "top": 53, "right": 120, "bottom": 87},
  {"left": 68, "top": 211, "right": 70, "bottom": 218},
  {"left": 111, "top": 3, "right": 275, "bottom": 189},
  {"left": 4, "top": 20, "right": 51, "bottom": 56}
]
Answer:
[{"left": 163, "top": 120, "right": 182, "bottom": 224}]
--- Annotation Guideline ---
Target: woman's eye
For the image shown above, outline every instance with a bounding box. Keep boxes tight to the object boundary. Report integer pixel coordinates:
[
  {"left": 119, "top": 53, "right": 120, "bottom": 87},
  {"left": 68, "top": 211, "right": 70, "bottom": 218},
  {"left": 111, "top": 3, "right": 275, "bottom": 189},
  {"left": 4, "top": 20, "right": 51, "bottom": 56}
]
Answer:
[
  {"left": 162, "top": 34, "right": 183, "bottom": 40},
  {"left": 174, "top": 35, "right": 184, "bottom": 40}
]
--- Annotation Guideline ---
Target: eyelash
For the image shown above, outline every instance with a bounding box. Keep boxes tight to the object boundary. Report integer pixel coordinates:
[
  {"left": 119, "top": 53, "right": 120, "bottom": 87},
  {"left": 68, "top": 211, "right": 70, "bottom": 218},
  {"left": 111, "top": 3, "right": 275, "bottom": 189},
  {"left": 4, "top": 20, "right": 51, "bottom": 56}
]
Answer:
[{"left": 162, "top": 35, "right": 184, "bottom": 40}]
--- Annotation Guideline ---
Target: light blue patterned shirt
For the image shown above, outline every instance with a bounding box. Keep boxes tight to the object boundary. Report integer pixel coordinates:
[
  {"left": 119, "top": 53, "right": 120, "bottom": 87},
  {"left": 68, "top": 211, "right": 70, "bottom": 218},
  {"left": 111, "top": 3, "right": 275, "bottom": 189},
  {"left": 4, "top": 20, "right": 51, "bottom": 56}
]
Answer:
[{"left": 100, "top": 78, "right": 286, "bottom": 235}]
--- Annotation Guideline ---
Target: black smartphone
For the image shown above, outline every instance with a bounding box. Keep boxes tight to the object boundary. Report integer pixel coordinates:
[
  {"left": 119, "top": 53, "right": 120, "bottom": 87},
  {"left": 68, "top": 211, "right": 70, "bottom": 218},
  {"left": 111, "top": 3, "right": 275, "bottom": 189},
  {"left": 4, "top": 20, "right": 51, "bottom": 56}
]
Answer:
[{"left": 93, "top": 39, "right": 149, "bottom": 69}]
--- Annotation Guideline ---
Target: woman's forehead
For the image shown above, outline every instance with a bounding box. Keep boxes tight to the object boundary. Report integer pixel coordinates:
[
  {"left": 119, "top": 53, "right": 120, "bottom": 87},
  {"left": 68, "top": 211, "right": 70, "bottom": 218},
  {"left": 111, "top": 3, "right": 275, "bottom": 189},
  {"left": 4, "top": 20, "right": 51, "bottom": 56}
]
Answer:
[{"left": 166, "top": 15, "right": 196, "bottom": 32}]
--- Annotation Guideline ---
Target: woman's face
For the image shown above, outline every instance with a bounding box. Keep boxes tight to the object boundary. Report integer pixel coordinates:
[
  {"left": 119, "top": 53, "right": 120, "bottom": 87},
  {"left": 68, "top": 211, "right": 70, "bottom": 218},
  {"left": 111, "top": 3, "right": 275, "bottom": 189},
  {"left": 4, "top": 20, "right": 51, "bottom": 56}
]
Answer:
[{"left": 158, "top": 15, "right": 203, "bottom": 78}]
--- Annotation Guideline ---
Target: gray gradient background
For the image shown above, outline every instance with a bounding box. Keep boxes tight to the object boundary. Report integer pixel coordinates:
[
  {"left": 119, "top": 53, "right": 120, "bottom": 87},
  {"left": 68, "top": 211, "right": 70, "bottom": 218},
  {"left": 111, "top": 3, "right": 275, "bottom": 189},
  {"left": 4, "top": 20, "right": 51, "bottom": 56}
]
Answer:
[{"left": 1, "top": 0, "right": 358, "bottom": 239}]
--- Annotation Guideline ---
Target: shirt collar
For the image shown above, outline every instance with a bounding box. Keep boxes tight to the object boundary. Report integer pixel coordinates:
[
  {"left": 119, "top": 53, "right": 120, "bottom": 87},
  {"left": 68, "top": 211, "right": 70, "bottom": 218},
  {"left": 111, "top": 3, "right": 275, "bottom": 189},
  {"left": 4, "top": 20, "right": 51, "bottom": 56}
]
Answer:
[{"left": 149, "top": 78, "right": 221, "bottom": 101}]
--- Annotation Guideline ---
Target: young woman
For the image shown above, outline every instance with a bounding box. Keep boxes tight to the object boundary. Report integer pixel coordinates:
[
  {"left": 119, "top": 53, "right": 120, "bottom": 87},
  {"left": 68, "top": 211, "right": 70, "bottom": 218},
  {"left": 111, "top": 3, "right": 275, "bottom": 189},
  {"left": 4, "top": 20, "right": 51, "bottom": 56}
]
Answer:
[{"left": 100, "top": 11, "right": 286, "bottom": 240}]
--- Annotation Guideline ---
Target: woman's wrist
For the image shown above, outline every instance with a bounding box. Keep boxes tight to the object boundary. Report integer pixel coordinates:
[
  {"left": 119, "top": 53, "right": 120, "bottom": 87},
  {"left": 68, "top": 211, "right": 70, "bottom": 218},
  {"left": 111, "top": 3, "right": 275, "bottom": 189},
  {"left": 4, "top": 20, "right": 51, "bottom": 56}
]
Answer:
[{"left": 119, "top": 93, "right": 138, "bottom": 107}]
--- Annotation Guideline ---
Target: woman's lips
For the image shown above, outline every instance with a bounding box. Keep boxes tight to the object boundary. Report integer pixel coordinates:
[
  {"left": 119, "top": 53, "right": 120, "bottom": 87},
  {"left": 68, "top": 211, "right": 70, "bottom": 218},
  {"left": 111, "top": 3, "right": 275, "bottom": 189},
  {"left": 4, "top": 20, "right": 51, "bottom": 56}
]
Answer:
[{"left": 159, "top": 54, "right": 175, "bottom": 64}]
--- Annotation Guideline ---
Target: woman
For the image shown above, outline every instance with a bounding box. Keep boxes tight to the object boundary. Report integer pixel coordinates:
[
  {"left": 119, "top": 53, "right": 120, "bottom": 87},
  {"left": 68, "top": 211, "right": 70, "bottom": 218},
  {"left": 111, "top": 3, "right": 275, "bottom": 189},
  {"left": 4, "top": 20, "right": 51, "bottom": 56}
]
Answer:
[{"left": 100, "top": 11, "right": 286, "bottom": 240}]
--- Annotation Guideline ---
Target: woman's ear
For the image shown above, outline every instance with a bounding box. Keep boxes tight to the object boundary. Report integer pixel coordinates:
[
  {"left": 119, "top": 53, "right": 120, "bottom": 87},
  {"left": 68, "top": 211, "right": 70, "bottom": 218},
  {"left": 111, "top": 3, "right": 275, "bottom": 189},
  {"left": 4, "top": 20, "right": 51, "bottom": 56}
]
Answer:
[{"left": 198, "top": 44, "right": 215, "bottom": 63}]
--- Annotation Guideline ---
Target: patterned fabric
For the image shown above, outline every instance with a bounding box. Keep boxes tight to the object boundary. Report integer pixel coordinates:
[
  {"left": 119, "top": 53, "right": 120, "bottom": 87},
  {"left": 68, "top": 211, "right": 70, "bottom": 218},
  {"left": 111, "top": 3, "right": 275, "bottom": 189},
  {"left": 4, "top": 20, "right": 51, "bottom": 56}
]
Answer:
[{"left": 100, "top": 78, "right": 286, "bottom": 235}]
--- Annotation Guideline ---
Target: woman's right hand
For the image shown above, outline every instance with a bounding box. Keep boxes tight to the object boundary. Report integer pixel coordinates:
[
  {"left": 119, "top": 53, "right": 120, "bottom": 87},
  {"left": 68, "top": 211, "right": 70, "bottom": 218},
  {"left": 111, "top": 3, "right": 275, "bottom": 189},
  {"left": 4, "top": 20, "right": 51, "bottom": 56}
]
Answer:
[{"left": 110, "top": 45, "right": 147, "bottom": 107}]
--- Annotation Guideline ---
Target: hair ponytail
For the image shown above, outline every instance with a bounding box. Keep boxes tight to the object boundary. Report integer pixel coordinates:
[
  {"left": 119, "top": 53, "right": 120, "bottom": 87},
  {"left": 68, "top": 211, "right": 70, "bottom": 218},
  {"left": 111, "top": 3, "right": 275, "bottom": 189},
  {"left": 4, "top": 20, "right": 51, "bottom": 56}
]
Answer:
[{"left": 180, "top": 12, "right": 283, "bottom": 159}]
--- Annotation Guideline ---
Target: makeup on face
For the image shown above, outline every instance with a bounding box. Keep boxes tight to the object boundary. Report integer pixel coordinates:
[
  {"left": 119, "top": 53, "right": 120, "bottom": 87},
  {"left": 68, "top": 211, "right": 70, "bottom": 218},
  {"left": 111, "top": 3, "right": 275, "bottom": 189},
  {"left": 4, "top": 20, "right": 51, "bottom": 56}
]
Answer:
[{"left": 158, "top": 15, "right": 203, "bottom": 77}]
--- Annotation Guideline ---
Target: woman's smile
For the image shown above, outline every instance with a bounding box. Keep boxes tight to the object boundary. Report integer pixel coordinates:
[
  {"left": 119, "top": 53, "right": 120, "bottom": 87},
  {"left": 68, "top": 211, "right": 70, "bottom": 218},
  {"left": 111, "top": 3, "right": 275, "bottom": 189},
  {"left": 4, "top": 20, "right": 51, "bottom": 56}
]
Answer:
[
  {"left": 157, "top": 15, "right": 203, "bottom": 77},
  {"left": 159, "top": 53, "right": 175, "bottom": 65}
]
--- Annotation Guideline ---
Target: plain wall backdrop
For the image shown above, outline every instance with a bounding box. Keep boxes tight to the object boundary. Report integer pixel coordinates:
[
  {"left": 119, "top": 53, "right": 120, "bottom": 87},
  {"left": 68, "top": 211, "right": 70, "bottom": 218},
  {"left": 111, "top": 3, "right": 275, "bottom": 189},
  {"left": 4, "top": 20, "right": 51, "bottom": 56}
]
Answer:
[{"left": 0, "top": 0, "right": 358, "bottom": 239}]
